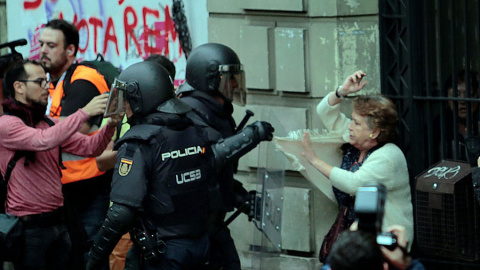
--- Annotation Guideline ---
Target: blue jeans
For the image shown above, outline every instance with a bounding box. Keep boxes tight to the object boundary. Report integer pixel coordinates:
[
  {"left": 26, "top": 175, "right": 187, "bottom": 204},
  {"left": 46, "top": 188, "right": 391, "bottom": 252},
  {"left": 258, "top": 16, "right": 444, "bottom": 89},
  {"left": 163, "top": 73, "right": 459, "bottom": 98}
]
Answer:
[
  {"left": 16, "top": 223, "right": 71, "bottom": 270},
  {"left": 142, "top": 234, "right": 210, "bottom": 270}
]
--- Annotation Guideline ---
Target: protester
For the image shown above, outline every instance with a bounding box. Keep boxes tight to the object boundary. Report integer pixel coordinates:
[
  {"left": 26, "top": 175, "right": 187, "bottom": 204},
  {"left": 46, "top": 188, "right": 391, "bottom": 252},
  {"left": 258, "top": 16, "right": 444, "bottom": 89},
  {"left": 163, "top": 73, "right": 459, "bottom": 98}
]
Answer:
[
  {"left": 39, "top": 19, "right": 112, "bottom": 269},
  {"left": 432, "top": 70, "right": 480, "bottom": 164},
  {"left": 301, "top": 70, "right": 414, "bottom": 262},
  {"left": 0, "top": 59, "right": 121, "bottom": 269}
]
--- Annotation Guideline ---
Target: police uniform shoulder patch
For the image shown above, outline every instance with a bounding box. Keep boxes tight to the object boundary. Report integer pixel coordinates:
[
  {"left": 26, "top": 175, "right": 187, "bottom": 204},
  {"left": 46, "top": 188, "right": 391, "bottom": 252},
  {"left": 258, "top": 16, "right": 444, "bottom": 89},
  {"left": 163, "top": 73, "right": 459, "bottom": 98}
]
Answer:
[{"left": 119, "top": 158, "right": 133, "bottom": 176}]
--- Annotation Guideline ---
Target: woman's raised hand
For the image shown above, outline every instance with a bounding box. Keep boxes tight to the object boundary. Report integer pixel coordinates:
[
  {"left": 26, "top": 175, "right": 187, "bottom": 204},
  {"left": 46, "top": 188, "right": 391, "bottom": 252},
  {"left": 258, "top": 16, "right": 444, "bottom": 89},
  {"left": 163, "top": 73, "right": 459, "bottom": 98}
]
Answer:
[{"left": 340, "top": 70, "right": 367, "bottom": 96}]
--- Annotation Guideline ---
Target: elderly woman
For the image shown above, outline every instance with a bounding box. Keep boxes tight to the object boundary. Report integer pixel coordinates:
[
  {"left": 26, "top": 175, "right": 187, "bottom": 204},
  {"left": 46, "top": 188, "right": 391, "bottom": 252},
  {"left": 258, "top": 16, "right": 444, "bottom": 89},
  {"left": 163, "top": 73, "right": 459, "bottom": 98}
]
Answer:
[{"left": 302, "top": 70, "right": 414, "bottom": 261}]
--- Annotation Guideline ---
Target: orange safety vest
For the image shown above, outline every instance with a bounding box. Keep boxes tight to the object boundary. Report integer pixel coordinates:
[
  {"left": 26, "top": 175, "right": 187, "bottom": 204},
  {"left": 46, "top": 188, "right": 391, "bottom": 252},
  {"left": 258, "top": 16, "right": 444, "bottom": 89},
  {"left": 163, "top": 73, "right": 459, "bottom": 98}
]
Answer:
[
  {"left": 47, "top": 81, "right": 55, "bottom": 98},
  {"left": 50, "top": 65, "right": 109, "bottom": 184}
]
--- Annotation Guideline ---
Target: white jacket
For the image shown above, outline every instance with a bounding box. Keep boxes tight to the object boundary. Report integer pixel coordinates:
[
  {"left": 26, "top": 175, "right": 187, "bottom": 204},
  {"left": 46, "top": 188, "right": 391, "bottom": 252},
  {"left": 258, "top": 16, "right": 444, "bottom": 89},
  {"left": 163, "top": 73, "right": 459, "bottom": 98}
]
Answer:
[{"left": 317, "top": 96, "right": 415, "bottom": 248}]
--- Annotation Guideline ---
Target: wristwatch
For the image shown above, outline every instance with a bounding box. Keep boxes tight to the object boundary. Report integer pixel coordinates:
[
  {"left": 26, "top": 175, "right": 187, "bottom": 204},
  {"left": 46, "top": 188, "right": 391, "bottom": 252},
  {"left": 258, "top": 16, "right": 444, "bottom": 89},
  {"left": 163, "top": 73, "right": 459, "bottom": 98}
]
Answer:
[{"left": 335, "top": 85, "right": 346, "bottom": 98}]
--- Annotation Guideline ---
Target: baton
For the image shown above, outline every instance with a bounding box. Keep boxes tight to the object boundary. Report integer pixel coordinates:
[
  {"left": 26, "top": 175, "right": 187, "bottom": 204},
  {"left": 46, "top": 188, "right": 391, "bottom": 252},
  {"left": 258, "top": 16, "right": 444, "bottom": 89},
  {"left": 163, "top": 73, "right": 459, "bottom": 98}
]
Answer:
[
  {"left": 235, "top": 109, "right": 254, "bottom": 133},
  {"left": 211, "top": 201, "right": 250, "bottom": 237}
]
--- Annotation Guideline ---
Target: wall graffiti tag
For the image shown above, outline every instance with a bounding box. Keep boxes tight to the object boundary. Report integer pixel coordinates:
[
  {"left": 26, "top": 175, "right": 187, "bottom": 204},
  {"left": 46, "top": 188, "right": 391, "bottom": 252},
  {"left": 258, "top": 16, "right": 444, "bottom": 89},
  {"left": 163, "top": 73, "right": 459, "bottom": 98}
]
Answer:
[{"left": 9, "top": 0, "right": 188, "bottom": 85}]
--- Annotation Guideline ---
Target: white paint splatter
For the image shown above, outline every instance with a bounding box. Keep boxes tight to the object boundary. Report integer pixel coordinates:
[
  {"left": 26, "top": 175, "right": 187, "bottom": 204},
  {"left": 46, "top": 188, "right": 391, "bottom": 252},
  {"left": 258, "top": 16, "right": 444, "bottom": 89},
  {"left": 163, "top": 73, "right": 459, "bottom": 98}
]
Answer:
[{"left": 345, "top": 0, "right": 360, "bottom": 10}]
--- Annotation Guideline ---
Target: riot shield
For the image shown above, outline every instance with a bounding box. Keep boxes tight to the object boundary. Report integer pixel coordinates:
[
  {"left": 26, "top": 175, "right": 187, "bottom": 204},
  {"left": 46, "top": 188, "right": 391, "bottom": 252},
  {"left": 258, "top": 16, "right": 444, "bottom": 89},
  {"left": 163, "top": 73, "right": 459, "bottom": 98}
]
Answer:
[{"left": 250, "top": 108, "right": 288, "bottom": 269}]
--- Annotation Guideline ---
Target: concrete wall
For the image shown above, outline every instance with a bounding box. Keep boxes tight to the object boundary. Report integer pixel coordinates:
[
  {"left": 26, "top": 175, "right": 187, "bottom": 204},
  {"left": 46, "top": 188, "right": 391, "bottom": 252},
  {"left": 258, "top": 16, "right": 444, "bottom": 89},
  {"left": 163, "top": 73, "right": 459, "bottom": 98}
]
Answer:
[
  {"left": 0, "top": 0, "right": 7, "bottom": 55},
  {"left": 207, "top": 0, "right": 380, "bottom": 269}
]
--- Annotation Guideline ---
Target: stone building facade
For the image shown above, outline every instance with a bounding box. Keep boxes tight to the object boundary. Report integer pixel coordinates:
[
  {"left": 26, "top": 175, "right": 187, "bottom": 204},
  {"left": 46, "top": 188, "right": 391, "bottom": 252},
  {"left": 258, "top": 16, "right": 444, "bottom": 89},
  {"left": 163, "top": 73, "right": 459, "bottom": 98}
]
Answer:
[{"left": 207, "top": 1, "right": 380, "bottom": 269}]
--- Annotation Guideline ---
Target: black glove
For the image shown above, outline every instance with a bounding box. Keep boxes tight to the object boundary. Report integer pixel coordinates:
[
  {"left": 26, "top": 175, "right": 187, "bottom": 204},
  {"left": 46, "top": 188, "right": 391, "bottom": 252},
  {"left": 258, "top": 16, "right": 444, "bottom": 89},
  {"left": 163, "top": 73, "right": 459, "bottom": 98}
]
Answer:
[
  {"left": 232, "top": 179, "right": 249, "bottom": 208},
  {"left": 212, "top": 121, "right": 274, "bottom": 169},
  {"left": 247, "top": 190, "right": 262, "bottom": 222},
  {"left": 86, "top": 256, "right": 102, "bottom": 270},
  {"left": 250, "top": 121, "right": 274, "bottom": 142}
]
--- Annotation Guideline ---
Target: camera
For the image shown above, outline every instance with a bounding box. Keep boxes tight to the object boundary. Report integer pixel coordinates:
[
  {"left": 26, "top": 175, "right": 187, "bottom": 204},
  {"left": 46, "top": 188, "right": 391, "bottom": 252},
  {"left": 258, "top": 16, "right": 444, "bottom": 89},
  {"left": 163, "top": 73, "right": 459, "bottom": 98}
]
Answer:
[
  {"left": 354, "top": 183, "right": 397, "bottom": 250},
  {"left": 354, "top": 183, "right": 386, "bottom": 233},
  {"left": 0, "top": 39, "right": 26, "bottom": 75},
  {"left": 377, "top": 232, "right": 397, "bottom": 250}
]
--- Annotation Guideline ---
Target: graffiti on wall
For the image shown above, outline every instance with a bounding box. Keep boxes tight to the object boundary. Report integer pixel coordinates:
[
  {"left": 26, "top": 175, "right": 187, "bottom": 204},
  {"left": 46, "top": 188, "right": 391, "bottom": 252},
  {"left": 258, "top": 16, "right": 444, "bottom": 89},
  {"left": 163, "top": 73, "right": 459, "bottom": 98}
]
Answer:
[{"left": 9, "top": 0, "right": 188, "bottom": 85}]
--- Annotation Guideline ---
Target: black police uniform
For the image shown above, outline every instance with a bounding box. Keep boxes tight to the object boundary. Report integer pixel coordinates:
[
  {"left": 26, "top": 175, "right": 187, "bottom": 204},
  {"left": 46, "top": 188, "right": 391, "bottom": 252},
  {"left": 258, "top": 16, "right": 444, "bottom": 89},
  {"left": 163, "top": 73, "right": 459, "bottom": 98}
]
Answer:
[
  {"left": 111, "top": 113, "right": 214, "bottom": 269},
  {"left": 88, "top": 55, "right": 273, "bottom": 270},
  {"left": 181, "top": 89, "right": 240, "bottom": 208},
  {"left": 180, "top": 88, "right": 247, "bottom": 270}
]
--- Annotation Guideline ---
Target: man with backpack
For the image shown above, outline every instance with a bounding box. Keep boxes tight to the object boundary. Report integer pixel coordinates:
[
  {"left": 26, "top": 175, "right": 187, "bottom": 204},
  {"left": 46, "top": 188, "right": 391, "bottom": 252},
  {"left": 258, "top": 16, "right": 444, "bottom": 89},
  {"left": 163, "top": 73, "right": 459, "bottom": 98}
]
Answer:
[
  {"left": 39, "top": 19, "right": 118, "bottom": 269},
  {"left": 0, "top": 59, "right": 121, "bottom": 269}
]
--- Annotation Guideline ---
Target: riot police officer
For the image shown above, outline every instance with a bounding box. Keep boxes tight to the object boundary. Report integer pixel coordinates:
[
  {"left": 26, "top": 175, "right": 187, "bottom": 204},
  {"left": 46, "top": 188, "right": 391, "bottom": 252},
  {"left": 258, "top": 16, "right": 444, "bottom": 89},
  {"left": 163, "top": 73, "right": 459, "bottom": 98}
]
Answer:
[
  {"left": 177, "top": 43, "right": 260, "bottom": 270},
  {"left": 87, "top": 61, "right": 274, "bottom": 270}
]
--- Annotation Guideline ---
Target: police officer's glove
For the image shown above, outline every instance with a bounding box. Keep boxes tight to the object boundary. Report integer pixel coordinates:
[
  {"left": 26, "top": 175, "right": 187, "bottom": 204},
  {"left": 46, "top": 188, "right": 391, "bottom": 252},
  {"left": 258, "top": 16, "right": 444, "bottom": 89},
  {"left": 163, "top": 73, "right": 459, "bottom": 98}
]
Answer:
[
  {"left": 232, "top": 179, "right": 249, "bottom": 208},
  {"left": 86, "top": 254, "right": 102, "bottom": 270},
  {"left": 213, "top": 121, "right": 274, "bottom": 169},
  {"left": 247, "top": 190, "right": 262, "bottom": 222},
  {"left": 249, "top": 121, "right": 274, "bottom": 142},
  {"left": 231, "top": 190, "right": 260, "bottom": 221}
]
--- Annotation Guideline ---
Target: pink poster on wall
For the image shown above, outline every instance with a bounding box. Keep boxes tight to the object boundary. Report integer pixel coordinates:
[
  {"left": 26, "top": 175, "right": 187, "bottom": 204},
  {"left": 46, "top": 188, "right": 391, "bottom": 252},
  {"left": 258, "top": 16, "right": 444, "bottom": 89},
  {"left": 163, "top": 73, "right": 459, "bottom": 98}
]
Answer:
[{"left": 7, "top": 0, "right": 194, "bottom": 86}]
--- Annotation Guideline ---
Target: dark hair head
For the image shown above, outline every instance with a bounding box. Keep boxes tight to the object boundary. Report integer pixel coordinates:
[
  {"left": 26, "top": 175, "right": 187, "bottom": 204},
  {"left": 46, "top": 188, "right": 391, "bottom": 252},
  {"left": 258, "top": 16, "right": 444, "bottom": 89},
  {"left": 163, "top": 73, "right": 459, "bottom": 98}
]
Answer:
[
  {"left": 144, "top": 54, "right": 176, "bottom": 80},
  {"left": 445, "top": 69, "right": 479, "bottom": 96},
  {"left": 353, "top": 95, "right": 398, "bottom": 144},
  {"left": 2, "top": 59, "right": 44, "bottom": 99},
  {"left": 45, "top": 19, "right": 79, "bottom": 55},
  {"left": 329, "top": 230, "right": 384, "bottom": 270}
]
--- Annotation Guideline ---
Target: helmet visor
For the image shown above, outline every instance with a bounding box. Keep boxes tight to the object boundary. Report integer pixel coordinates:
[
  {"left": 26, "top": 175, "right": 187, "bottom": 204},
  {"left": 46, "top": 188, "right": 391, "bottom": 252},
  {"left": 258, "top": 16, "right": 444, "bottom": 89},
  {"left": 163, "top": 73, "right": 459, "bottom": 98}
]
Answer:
[
  {"left": 218, "top": 64, "right": 246, "bottom": 106},
  {"left": 104, "top": 78, "right": 126, "bottom": 117}
]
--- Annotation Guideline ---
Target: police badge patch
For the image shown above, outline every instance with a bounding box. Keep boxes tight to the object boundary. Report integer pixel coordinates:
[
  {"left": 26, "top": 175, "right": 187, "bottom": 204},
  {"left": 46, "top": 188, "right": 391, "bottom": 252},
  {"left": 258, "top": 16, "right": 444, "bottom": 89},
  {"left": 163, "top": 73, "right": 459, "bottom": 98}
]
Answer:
[{"left": 119, "top": 158, "right": 133, "bottom": 176}]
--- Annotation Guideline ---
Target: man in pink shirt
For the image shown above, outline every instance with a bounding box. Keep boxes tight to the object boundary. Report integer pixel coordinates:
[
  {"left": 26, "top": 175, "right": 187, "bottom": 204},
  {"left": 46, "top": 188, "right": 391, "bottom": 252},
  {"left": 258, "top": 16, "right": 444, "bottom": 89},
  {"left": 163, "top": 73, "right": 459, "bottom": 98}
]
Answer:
[{"left": 0, "top": 59, "right": 121, "bottom": 269}]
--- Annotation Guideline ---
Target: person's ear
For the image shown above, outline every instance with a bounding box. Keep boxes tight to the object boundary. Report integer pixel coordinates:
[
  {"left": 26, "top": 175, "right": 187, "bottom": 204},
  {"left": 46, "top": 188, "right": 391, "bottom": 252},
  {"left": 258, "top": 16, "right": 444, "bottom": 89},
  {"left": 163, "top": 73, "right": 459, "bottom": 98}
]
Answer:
[
  {"left": 383, "top": 261, "right": 389, "bottom": 270},
  {"left": 13, "top": 81, "right": 25, "bottom": 95},
  {"left": 370, "top": 130, "right": 380, "bottom": 140},
  {"left": 66, "top": 45, "right": 75, "bottom": 56}
]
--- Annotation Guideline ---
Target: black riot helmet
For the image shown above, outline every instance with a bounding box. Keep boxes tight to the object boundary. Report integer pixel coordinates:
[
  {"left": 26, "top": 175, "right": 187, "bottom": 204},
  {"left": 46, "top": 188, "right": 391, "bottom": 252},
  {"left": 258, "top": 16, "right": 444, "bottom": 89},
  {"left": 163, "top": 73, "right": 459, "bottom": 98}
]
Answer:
[
  {"left": 104, "top": 61, "right": 191, "bottom": 117},
  {"left": 185, "top": 43, "right": 246, "bottom": 106}
]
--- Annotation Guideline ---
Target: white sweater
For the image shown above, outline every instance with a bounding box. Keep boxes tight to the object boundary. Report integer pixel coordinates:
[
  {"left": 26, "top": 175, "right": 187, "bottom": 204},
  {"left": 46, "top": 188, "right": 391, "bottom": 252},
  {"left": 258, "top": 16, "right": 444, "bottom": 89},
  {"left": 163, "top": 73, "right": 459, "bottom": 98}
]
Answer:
[{"left": 317, "top": 96, "right": 414, "bottom": 247}]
